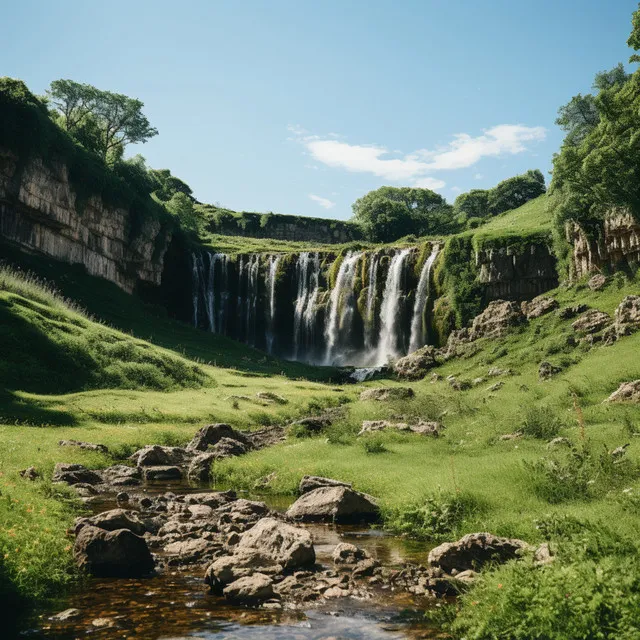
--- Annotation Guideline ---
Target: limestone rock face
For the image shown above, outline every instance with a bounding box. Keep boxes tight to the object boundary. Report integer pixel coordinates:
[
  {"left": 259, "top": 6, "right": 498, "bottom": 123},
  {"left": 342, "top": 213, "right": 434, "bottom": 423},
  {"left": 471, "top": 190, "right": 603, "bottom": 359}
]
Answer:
[
  {"left": 234, "top": 517, "right": 315, "bottom": 570},
  {"left": 428, "top": 532, "right": 531, "bottom": 573},
  {"left": 393, "top": 346, "right": 437, "bottom": 380},
  {"left": 74, "top": 525, "right": 154, "bottom": 577},
  {"left": 606, "top": 380, "right": 640, "bottom": 403},
  {"left": 0, "top": 148, "right": 171, "bottom": 293},
  {"left": 286, "top": 486, "right": 379, "bottom": 523}
]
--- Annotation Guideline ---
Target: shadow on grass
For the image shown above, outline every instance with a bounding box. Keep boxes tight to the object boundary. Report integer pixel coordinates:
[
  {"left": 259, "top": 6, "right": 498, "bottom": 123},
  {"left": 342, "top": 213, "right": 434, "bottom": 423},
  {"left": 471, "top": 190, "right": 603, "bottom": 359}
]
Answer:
[{"left": 0, "top": 390, "right": 78, "bottom": 426}]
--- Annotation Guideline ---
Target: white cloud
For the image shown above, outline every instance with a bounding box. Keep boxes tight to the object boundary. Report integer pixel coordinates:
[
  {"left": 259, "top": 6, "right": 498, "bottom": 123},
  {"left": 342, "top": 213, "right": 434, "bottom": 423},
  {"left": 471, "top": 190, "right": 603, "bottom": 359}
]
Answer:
[
  {"left": 309, "top": 194, "right": 336, "bottom": 209},
  {"left": 416, "top": 125, "right": 546, "bottom": 170},
  {"left": 292, "top": 124, "right": 545, "bottom": 191},
  {"left": 474, "top": 173, "right": 483, "bottom": 180}
]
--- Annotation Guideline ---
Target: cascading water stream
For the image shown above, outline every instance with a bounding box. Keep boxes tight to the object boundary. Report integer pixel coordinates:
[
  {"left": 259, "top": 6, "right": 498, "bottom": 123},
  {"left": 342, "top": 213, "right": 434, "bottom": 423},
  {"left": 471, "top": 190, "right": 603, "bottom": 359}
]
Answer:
[
  {"left": 191, "top": 253, "right": 200, "bottom": 327},
  {"left": 376, "top": 248, "right": 412, "bottom": 364},
  {"left": 324, "top": 251, "right": 362, "bottom": 365},
  {"left": 364, "top": 252, "right": 379, "bottom": 351},
  {"left": 266, "top": 255, "right": 280, "bottom": 354},
  {"left": 408, "top": 245, "right": 440, "bottom": 353},
  {"left": 246, "top": 255, "right": 260, "bottom": 346}
]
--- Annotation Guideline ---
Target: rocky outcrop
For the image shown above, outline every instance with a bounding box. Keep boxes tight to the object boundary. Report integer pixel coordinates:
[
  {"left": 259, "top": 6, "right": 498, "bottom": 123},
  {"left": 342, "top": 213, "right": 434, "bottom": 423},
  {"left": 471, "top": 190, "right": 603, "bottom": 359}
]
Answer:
[
  {"left": 298, "top": 476, "right": 351, "bottom": 494},
  {"left": 571, "top": 310, "right": 611, "bottom": 334},
  {"left": 521, "top": 295, "right": 558, "bottom": 319},
  {"left": 393, "top": 346, "right": 437, "bottom": 380},
  {"left": 428, "top": 533, "right": 531, "bottom": 572},
  {"left": 286, "top": 486, "right": 380, "bottom": 523},
  {"left": 606, "top": 380, "right": 640, "bottom": 403},
  {"left": 0, "top": 148, "right": 171, "bottom": 293},
  {"left": 359, "top": 387, "right": 415, "bottom": 402},
  {"left": 569, "top": 211, "right": 640, "bottom": 279},
  {"left": 358, "top": 420, "right": 441, "bottom": 437}
]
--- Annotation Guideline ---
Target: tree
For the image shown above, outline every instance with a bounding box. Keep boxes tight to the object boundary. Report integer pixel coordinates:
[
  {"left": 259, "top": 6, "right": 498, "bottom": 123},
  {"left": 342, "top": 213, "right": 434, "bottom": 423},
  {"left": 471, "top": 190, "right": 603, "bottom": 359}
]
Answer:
[
  {"left": 487, "top": 170, "right": 546, "bottom": 215},
  {"left": 149, "top": 169, "right": 193, "bottom": 201},
  {"left": 46, "top": 79, "right": 158, "bottom": 162},
  {"left": 352, "top": 186, "right": 451, "bottom": 242},
  {"left": 166, "top": 192, "right": 200, "bottom": 233},
  {"left": 453, "top": 189, "right": 489, "bottom": 221}
]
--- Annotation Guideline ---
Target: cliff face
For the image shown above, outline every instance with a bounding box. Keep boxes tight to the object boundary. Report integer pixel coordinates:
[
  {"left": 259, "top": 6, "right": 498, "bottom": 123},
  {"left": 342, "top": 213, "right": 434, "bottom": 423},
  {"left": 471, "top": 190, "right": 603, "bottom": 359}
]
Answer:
[
  {"left": 0, "top": 148, "right": 171, "bottom": 293},
  {"left": 208, "top": 213, "right": 362, "bottom": 244},
  {"left": 569, "top": 210, "right": 640, "bottom": 279},
  {"left": 475, "top": 241, "right": 558, "bottom": 301}
]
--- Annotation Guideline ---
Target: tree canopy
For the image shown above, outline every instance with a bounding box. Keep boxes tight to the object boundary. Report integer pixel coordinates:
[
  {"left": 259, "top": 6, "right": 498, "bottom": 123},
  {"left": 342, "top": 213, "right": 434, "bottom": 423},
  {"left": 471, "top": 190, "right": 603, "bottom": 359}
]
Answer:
[{"left": 46, "top": 79, "right": 157, "bottom": 162}]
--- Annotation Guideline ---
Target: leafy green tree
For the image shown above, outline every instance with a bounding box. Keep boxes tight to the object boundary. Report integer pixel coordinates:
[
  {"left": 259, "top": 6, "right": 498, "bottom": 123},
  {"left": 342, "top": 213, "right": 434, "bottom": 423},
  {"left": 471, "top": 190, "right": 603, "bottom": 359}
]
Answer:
[
  {"left": 166, "top": 192, "right": 200, "bottom": 233},
  {"left": 46, "top": 79, "right": 157, "bottom": 162},
  {"left": 487, "top": 170, "right": 546, "bottom": 215},
  {"left": 453, "top": 189, "right": 489, "bottom": 221},
  {"left": 352, "top": 186, "right": 451, "bottom": 241},
  {"left": 149, "top": 169, "right": 193, "bottom": 201}
]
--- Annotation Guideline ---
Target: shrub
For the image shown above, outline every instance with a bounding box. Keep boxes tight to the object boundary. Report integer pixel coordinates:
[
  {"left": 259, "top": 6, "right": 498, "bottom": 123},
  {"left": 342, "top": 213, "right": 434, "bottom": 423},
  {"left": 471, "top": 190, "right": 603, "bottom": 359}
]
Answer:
[
  {"left": 520, "top": 405, "right": 565, "bottom": 439},
  {"left": 360, "top": 435, "right": 389, "bottom": 454},
  {"left": 384, "top": 491, "right": 481, "bottom": 540}
]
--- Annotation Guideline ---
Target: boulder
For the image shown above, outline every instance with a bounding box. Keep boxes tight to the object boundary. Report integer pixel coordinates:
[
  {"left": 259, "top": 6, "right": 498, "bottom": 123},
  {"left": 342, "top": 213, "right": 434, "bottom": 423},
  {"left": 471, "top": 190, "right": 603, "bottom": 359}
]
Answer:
[
  {"left": 208, "top": 437, "right": 248, "bottom": 459},
  {"left": 187, "top": 423, "right": 250, "bottom": 452},
  {"left": 604, "top": 295, "right": 640, "bottom": 344},
  {"left": 74, "top": 525, "right": 154, "bottom": 577},
  {"left": 359, "top": 387, "right": 415, "bottom": 402},
  {"left": 428, "top": 532, "right": 531, "bottom": 572},
  {"left": 290, "top": 416, "right": 331, "bottom": 433},
  {"left": 205, "top": 549, "right": 283, "bottom": 590},
  {"left": 76, "top": 509, "right": 146, "bottom": 536},
  {"left": 606, "top": 380, "right": 640, "bottom": 403},
  {"left": 409, "top": 421, "right": 442, "bottom": 436},
  {"left": 332, "top": 542, "right": 369, "bottom": 564},
  {"left": 58, "top": 439, "right": 109, "bottom": 454},
  {"left": 571, "top": 310, "right": 610, "bottom": 334},
  {"left": 163, "top": 538, "right": 220, "bottom": 564},
  {"left": 100, "top": 465, "right": 142, "bottom": 486},
  {"left": 539, "top": 361, "right": 562, "bottom": 381},
  {"left": 223, "top": 573, "right": 275, "bottom": 604},
  {"left": 52, "top": 463, "right": 102, "bottom": 486},
  {"left": 142, "top": 466, "right": 183, "bottom": 481},
  {"left": 299, "top": 476, "right": 351, "bottom": 494},
  {"left": 521, "top": 296, "right": 559, "bottom": 320},
  {"left": 256, "top": 392, "right": 288, "bottom": 404},
  {"left": 20, "top": 466, "right": 39, "bottom": 481},
  {"left": 286, "top": 486, "right": 379, "bottom": 524},
  {"left": 129, "top": 445, "right": 191, "bottom": 467},
  {"left": 557, "top": 304, "right": 589, "bottom": 319},
  {"left": 588, "top": 274, "right": 607, "bottom": 291},
  {"left": 235, "top": 517, "right": 315, "bottom": 569},
  {"left": 359, "top": 420, "right": 409, "bottom": 435},
  {"left": 187, "top": 453, "right": 216, "bottom": 483},
  {"left": 393, "top": 346, "right": 437, "bottom": 380},
  {"left": 185, "top": 490, "right": 236, "bottom": 508}
]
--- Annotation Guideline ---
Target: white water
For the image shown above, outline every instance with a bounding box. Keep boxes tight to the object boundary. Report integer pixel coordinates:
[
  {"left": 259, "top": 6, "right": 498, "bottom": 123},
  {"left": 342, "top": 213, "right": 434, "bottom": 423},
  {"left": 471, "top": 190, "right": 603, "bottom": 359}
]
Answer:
[
  {"left": 324, "top": 251, "right": 362, "bottom": 365},
  {"left": 364, "top": 253, "right": 379, "bottom": 351},
  {"left": 376, "top": 248, "right": 412, "bottom": 363},
  {"left": 245, "top": 255, "right": 260, "bottom": 346},
  {"left": 293, "top": 252, "right": 321, "bottom": 360},
  {"left": 408, "top": 245, "right": 440, "bottom": 353},
  {"left": 266, "top": 255, "right": 280, "bottom": 354}
]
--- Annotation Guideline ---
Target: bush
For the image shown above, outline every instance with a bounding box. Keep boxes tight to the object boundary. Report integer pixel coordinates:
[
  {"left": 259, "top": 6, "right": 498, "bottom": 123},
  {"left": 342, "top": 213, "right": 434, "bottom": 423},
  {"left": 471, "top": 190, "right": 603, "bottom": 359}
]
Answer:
[
  {"left": 384, "top": 491, "right": 481, "bottom": 540},
  {"left": 360, "top": 435, "right": 389, "bottom": 454},
  {"left": 520, "top": 405, "right": 565, "bottom": 439}
]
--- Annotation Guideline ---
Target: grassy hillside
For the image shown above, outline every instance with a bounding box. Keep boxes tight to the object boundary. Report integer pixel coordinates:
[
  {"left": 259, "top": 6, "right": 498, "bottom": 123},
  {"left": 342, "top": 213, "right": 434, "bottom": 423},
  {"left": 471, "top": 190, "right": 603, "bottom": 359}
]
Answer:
[{"left": 472, "top": 193, "right": 552, "bottom": 240}]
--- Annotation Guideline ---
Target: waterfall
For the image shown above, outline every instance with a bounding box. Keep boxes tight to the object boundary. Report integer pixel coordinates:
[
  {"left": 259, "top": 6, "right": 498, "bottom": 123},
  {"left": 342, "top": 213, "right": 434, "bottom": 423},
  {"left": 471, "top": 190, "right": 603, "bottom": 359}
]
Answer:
[
  {"left": 191, "top": 253, "right": 200, "bottom": 327},
  {"left": 246, "top": 254, "right": 260, "bottom": 346},
  {"left": 218, "top": 254, "right": 230, "bottom": 335},
  {"left": 293, "top": 252, "right": 321, "bottom": 360},
  {"left": 364, "top": 252, "right": 379, "bottom": 351},
  {"left": 408, "top": 245, "right": 440, "bottom": 353},
  {"left": 266, "top": 255, "right": 280, "bottom": 354},
  {"left": 324, "top": 251, "right": 362, "bottom": 365},
  {"left": 376, "top": 248, "right": 411, "bottom": 363}
]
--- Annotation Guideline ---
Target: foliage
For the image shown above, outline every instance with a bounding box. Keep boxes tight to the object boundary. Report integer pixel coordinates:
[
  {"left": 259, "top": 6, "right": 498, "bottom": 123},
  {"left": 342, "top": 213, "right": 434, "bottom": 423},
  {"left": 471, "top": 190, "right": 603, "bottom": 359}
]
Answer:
[
  {"left": 46, "top": 78, "right": 157, "bottom": 161},
  {"left": 149, "top": 168, "right": 193, "bottom": 201},
  {"left": 360, "top": 434, "right": 389, "bottom": 454},
  {"left": 384, "top": 491, "right": 481, "bottom": 541},
  {"left": 165, "top": 192, "right": 200, "bottom": 233},
  {"left": 351, "top": 186, "right": 453, "bottom": 242},
  {"left": 520, "top": 405, "right": 566, "bottom": 439}
]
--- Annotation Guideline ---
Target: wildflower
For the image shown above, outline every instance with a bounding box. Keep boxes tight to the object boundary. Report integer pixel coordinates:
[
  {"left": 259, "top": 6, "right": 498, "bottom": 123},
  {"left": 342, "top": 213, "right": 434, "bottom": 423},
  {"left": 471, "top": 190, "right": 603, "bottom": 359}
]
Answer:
[{"left": 497, "top": 583, "right": 503, "bottom": 589}]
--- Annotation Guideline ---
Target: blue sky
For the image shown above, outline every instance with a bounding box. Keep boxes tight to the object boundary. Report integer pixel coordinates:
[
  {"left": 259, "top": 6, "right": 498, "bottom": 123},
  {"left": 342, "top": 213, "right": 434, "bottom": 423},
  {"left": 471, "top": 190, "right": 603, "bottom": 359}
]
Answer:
[{"left": 4, "top": 0, "right": 638, "bottom": 219}]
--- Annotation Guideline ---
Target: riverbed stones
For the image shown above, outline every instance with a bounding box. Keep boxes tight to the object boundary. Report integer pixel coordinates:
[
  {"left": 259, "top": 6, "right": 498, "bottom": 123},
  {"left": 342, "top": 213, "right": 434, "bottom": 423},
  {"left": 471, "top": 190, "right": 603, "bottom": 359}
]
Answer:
[
  {"left": 428, "top": 532, "right": 531, "bottom": 572},
  {"left": 332, "top": 542, "right": 369, "bottom": 564},
  {"left": 164, "top": 538, "right": 221, "bottom": 565},
  {"left": 187, "top": 423, "right": 250, "bottom": 452},
  {"left": 223, "top": 573, "right": 275, "bottom": 604},
  {"left": 393, "top": 346, "right": 437, "bottom": 380},
  {"left": 142, "top": 465, "right": 183, "bottom": 481},
  {"left": 75, "top": 508, "right": 146, "bottom": 536},
  {"left": 100, "top": 465, "right": 142, "bottom": 486},
  {"left": 299, "top": 475, "right": 351, "bottom": 494},
  {"left": 74, "top": 525, "right": 154, "bottom": 577},
  {"left": 286, "top": 486, "right": 379, "bottom": 523},
  {"left": 235, "top": 517, "right": 315, "bottom": 569},
  {"left": 606, "top": 380, "right": 640, "bottom": 403},
  {"left": 521, "top": 296, "right": 559, "bottom": 319},
  {"left": 53, "top": 463, "right": 103, "bottom": 486},
  {"left": 130, "top": 445, "right": 191, "bottom": 467},
  {"left": 186, "top": 453, "right": 216, "bottom": 482},
  {"left": 359, "top": 387, "right": 415, "bottom": 402},
  {"left": 50, "top": 608, "right": 81, "bottom": 622}
]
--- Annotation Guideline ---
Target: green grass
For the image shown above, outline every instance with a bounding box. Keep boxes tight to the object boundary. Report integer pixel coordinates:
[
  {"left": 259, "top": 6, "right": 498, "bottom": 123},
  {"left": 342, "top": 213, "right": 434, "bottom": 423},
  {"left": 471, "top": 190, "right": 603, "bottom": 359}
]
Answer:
[{"left": 471, "top": 193, "right": 553, "bottom": 241}]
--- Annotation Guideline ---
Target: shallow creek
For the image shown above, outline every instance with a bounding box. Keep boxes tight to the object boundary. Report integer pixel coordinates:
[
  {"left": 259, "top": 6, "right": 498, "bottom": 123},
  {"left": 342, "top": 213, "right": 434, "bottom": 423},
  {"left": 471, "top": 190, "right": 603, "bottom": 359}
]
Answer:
[{"left": 24, "top": 481, "right": 444, "bottom": 639}]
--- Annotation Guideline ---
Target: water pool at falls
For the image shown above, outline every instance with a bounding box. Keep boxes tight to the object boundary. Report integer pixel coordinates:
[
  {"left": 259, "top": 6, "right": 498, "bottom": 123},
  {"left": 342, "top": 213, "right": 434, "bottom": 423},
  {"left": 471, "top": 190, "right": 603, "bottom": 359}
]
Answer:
[{"left": 191, "top": 244, "right": 440, "bottom": 367}]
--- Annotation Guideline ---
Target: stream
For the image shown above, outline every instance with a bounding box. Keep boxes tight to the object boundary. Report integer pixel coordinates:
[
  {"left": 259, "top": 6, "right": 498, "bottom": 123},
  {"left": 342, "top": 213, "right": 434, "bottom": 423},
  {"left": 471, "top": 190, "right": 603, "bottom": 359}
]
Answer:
[{"left": 22, "top": 481, "right": 445, "bottom": 640}]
